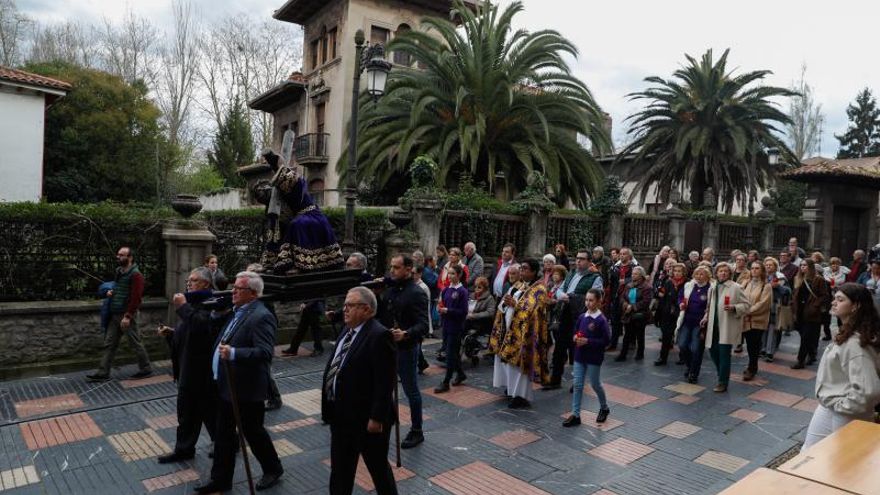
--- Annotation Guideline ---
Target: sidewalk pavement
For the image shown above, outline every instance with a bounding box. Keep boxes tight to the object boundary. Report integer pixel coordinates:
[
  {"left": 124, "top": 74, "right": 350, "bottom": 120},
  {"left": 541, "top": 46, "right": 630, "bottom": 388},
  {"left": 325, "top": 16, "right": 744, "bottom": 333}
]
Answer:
[{"left": 0, "top": 326, "right": 823, "bottom": 494}]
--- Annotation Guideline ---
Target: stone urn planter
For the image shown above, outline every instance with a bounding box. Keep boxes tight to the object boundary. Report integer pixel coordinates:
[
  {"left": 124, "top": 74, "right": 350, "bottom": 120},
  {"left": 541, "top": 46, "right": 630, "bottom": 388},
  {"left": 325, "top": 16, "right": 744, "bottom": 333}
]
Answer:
[{"left": 171, "top": 194, "right": 203, "bottom": 218}]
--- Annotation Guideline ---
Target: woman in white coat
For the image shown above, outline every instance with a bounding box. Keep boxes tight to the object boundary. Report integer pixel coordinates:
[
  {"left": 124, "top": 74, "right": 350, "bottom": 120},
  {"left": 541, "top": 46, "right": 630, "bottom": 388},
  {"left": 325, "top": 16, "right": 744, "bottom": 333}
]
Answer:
[{"left": 705, "top": 262, "right": 750, "bottom": 393}]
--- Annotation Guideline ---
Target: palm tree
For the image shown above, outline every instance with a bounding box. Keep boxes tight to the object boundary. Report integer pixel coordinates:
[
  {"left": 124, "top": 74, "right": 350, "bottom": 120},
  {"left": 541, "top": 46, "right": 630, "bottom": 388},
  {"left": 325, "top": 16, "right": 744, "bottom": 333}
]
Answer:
[
  {"left": 339, "top": 0, "right": 611, "bottom": 207},
  {"left": 617, "top": 49, "right": 796, "bottom": 212}
]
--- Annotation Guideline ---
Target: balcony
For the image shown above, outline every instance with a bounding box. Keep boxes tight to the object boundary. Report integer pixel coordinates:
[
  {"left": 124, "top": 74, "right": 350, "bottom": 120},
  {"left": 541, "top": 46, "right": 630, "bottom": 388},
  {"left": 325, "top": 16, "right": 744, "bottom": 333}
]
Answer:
[{"left": 295, "top": 133, "right": 329, "bottom": 166}]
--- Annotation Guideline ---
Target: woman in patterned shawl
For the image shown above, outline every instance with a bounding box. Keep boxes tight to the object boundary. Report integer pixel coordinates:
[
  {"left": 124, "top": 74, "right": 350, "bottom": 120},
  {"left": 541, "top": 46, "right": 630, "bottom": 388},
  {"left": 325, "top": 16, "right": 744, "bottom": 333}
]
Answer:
[{"left": 490, "top": 258, "right": 550, "bottom": 408}]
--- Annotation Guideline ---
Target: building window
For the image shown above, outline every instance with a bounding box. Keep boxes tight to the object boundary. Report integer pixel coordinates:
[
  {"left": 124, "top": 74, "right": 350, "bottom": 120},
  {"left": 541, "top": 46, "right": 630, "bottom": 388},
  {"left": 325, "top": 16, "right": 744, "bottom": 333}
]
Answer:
[
  {"left": 327, "top": 28, "right": 337, "bottom": 60},
  {"left": 315, "top": 103, "right": 325, "bottom": 135},
  {"left": 393, "top": 24, "right": 412, "bottom": 66},
  {"left": 309, "top": 178, "right": 325, "bottom": 206},
  {"left": 370, "top": 25, "right": 390, "bottom": 46},
  {"left": 310, "top": 39, "right": 319, "bottom": 69}
]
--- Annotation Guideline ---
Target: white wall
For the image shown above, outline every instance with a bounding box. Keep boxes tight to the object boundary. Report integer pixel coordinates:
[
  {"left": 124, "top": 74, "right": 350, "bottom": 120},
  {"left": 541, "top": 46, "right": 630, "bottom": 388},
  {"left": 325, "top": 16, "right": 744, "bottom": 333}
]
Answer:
[
  {"left": 0, "top": 88, "right": 45, "bottom": 202},
  {"left": 199, "top": 188, "right": 246, "bottom": 211}
]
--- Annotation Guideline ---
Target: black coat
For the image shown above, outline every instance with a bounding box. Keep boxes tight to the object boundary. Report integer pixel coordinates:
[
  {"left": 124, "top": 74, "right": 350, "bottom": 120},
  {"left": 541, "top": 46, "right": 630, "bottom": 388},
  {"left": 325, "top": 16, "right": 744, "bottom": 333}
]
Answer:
[
  {"left": 168, "top": 295, "right": 220, "bottom": 390},
  {"left": 212, "top": 300, "right": 276, "bottom": 403},
  {"left": 321, "top": 318, "right": 397, "bottom": 428},
  {"left": 377, "top": 277, "right": 429, "bottom": 351}
]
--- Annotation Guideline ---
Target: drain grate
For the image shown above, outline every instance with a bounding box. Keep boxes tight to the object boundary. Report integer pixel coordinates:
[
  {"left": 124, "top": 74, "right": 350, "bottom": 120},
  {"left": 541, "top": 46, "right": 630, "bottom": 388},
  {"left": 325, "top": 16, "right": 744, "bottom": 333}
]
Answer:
[{"left": 765, "top": 443, "right": 802, "bottom": 469}]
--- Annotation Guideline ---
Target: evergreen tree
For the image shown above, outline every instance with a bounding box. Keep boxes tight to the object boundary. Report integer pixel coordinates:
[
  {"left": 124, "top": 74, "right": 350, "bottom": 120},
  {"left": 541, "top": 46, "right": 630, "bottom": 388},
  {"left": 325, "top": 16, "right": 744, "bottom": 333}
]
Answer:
[
  {"left": 208, "top": 96, "right": 254, "bottom": 187},
  {"left": 835, "top": 88, "right": 880, "bottom": 158}
]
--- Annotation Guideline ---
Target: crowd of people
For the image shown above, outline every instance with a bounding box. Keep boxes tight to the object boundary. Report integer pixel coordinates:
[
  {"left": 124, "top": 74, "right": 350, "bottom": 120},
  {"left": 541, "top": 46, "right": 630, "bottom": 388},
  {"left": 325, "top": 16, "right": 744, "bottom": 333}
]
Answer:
[{"left": 87, "top": 236, "right": 880, "bottom": 494}]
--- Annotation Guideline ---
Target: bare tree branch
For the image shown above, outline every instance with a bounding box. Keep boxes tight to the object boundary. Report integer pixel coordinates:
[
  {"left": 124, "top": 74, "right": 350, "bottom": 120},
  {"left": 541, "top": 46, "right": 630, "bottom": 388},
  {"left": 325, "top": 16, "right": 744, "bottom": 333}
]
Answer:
[{"left": 787, "top": 64, "right": 825, "bottom": 161}]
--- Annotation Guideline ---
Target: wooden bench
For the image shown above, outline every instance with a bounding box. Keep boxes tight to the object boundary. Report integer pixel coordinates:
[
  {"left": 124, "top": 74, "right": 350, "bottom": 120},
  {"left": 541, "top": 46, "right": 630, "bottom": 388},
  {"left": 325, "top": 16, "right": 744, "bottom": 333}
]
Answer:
[{"left": 720, "top": 468, "right": 850, "bottom": 494}]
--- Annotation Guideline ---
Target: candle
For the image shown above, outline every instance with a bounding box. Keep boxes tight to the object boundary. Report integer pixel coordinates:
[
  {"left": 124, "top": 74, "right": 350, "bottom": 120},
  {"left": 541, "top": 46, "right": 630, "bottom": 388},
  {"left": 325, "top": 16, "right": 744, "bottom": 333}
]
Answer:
[
  {"left": 830, "top": 278, "right": 835, "bottom": 287},
  {"left": 724, "top": 295, "right": 730, "bottom": 306}
]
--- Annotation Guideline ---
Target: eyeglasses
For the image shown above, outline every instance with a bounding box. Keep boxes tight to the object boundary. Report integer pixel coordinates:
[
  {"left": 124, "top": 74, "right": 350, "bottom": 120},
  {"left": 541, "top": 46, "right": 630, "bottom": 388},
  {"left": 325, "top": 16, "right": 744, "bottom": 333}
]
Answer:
[
  {"left": 342, "top": 302, "right": 367, "bottom": 310},
  {"left": 231, "top": 285, "right": 252, "bottom": 292}
]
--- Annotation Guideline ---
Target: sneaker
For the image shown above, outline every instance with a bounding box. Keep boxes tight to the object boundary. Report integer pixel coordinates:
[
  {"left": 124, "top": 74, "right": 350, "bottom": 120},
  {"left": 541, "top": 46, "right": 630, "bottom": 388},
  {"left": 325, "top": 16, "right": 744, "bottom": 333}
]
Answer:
[
  {"left": 596, "top": 407, "right": 610, "bottom": 423},
  {"left": 434, "top": 382, "right": 450, "bottom": 393},
  {"left": 452, "top": 374, "right": 467, "bottom": 386},
  {"left": 85, "top": 373, "right": 110, "bottom": 382},
  {"left": 400, "top": 430, "right": 424, "bottom": 449},
  {"left": 562, "top": 415, "right": 581, "bottom": 427},
  {"left": 129, "top": 369, "right": 153, "bottom": 380}
]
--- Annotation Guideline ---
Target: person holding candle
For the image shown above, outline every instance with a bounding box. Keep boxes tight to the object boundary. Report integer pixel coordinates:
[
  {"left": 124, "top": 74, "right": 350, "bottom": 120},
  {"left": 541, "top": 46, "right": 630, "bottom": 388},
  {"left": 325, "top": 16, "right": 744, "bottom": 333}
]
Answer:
[{"left": 705, "top": 262, "right": 750, "bottom": 392}]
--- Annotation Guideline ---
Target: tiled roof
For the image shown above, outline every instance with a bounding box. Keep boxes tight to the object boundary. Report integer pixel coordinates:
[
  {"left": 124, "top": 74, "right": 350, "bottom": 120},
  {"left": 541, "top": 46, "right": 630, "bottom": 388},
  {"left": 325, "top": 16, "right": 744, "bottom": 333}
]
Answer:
[
  {"left": 0, "top": 66, "right": 72, "bottom": 92},
  {"left": 780, "top": 156, "right": 880, "bottom": 186}
]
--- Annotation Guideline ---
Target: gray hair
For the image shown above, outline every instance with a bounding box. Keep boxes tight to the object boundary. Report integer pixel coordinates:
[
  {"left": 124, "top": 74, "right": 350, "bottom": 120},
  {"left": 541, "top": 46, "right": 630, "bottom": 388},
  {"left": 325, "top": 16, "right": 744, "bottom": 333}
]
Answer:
[
  {"left": 632, "top": 266, "right": 647, "bottom": 279},
  {"left": 542, "top": 253, "right": 556, "bottom": 264},
  {"left": 235, "top": 271, "right": 264, "bottom": 296},
  {"left": 593, "top": 246, "right": 604, "bottom": 254},
  {"left": 464, "top": 242, "right": 476, "bottom": 251},
  {"left": 347, "top": 252, "right": 367, "bottom": 270},
  {"left": 348, "top": 286, "right": 377, "bottom": 314},
  {"left": 190, "top": 267, "right": 212, "bottom": 285}
]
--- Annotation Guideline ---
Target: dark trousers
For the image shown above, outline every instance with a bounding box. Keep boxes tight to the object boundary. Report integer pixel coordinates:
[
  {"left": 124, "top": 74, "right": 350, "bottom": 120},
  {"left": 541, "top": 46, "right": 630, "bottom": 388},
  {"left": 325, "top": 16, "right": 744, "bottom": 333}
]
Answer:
[
  {"left": 658, "top": 321, "right": 675, "bottom": 361},
  {"left": 550, "top": 321, "right": 574, "bottom": 384},
  {"left": 268, "top": 374, "right": 281, "bottom": 404},
  {"left": 329, "top": 424, "right": 398, "bottom": 495},
  {"left": 609, "top": 309, "right": 623, "bottom": 348},
  {"left": 211, "top": 400, "right": 282, "bottom": 485},
  {"left": 821, "top": 312, "right": 832, "bottom": 339},
  {"left": 443, "top": 330, "right": 464, "bottom": 383},
  {"left": 175, "top": 385, "right": 216, "bottom": 456},
  {"left": 289, "top": 307, "right": 324, "bottom": 352},
  {"left": 397, "top": 347, "right": 422, "bottom": 431},
  {"left": 743, "top": 329, "right": 764, "bottom": 373},
  {"left": 619, "top": 319, "right": 646, "bottom": 358},
  {"left": 797, "top": 322, "right": 821, "bottom": 364}
]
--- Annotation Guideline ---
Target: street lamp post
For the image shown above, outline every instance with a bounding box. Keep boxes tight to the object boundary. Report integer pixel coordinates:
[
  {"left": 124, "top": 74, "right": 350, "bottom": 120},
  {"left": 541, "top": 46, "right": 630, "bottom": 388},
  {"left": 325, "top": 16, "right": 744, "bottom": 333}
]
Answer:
[{"left": 343, "top": 29, "right": 392, "bottom": 255}]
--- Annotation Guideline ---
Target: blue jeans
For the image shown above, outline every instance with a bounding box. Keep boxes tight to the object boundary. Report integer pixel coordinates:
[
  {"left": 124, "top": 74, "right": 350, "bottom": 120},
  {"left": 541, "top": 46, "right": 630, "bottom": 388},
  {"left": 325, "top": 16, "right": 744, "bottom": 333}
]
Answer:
[
  {"left": 676, "top": 323, "right": 704, "bottom": 378},
  {"left": 397, "top": 346, "right": 422, "bottom": 431},
  {"left": 571, "top": 361, "right": 607, "bottom": 416}
]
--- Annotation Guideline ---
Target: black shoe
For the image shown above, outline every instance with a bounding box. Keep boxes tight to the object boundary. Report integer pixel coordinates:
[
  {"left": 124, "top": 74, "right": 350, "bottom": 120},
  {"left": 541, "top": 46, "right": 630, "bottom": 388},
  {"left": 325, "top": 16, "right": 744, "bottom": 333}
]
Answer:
[
  {"left": 562, "top": 415, "right": 581, "bottom": 427},
  {"left": 822, "top": 336, "right": 831, "bottom": 341},
  {"left": 675, "top": 359, "right": 686, "bottom": 365},
  {"left": 654, "top": 359, "right": 667, "bottom": 366},
  {"left": 434, "top": 382, "right": 450, "bottom": 393},
  {"left": 596, "top": 407, "right": 610, "bottom": 423},
  {"left": 606, "top": 345, "right": 617, "bottom": 352},
  {"left": 310, "top": 349, "right": 324, "bottom": 357},
  {"left": 541, "top": 382, "right": 561, "bottom": 391},
  {"left": 734, "top": 345, "right": 743, "bottom": 354},
  {"left": 256, "top": 470, "right": 283, "bottom": 491},
  {"left": 436, "top": 354, "right": 446, "bottom": 363},
  {"left": 568, "top": 385, "right": 574, "bottom": 393},
  {"left": 401, "top": 430, "right": 424, "bottom": 449},
  {"left": 614, "top": 354, "right": 627, "bottom": 362},
  {"left": 687, "top": 374, "right": 698, "bottom": 384},
  {"left": 129, "top": 369, "right": 153, "bottom": 380},
  {"left": 157, "top": 452, "right": 193, "bottom": 464},
  {"left": 766, "top": 354, "right": 774, "bottom": 363},
  {"left": 791, "top": 362, "right": 805, "bottom": 369},
  {"left": 508, "top": 396, "right": 531, "bottom": 409},
  {"left": 194, "top": 480, "right": 231, "bottom": 494},
  {"left": 806, "top": 356, "right": 816, "bottom": 365},
  {"left": 634, "top": 354, "right": 644, "bottom": 361},
  {"left": 85, "top": 373, "right": 110, "bottom": 382},
  {"left": 452, "top": 374, "right": 467, "bottom": 386},
  {"left": 265, "top": 399, "right": 282, "bottom": 411},
  {"left": 280, "top": 347, "right": 298, "bottom": 356}
]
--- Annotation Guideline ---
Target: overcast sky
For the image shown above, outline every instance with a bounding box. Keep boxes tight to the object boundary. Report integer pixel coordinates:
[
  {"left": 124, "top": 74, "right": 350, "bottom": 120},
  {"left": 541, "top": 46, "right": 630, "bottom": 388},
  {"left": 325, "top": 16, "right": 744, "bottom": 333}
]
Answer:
[{"left": 17, "top": 0, "right": 879, "bottom": 155}]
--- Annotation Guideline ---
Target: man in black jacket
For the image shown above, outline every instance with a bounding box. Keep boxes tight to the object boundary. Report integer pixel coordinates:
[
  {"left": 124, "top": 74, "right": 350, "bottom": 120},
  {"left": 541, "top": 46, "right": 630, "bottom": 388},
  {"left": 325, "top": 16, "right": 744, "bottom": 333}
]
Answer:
[
  {"left": 157, "top": 267, "right": 219, "bottom": 464},
  {"left": 195, "top": 272, "right": 284, "bottom": 493},
  {"left": 377, "top": 254, "right": 428, "bottom": 449},
  {"left": 322, "top": 287, "right": 398, "bottom": 495}
]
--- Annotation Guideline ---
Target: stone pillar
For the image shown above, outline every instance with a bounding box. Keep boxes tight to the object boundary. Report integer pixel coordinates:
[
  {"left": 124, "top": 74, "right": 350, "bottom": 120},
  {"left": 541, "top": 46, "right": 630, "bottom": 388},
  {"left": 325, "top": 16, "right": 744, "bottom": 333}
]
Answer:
[
  {"left": 801, "top": 185, "right": 824, "bottom": 252},
  {"left": 605, "top": 213, "right": 623, "bottom": 249},
  {"left": 526, "top": 210, "right": 549, "bottom": 257},
  {"left": 384, "top": 231, "right": 420, "bottom": 265},
  {"left": 702, "top": 217, "right": 719, "bottom": 251},
  {"left": 162, "top": 222, "right": 216, "bottom": 324},
  {"left": 660, "top": 207, "right": 685, "bottom": 251},
  {"left": 755, "top": 198, "right": 776, "bottom": 253},
  {"left": 409, "top": 198, "right": 443, "bottom": 255}
]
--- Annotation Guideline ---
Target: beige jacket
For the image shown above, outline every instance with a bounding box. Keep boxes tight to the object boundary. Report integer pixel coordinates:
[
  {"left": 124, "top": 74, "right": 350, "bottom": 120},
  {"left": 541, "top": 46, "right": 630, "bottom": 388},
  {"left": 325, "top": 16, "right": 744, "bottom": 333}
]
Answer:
[
  {"left": 742, "top": 279, "right": 772, "bottom": 331},
  {"left": 705, "top": 280, "right": 750, "bottom": 347},
  {"left": 816, "top": 335, "right": 880, "bottom": 417}
]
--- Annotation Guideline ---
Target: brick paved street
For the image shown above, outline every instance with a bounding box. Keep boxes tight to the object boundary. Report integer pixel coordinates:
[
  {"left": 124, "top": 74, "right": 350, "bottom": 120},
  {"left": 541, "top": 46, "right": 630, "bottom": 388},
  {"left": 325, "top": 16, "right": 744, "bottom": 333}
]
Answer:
[{"left": 0, "top": 326, "right": 822, "bottom": 494}]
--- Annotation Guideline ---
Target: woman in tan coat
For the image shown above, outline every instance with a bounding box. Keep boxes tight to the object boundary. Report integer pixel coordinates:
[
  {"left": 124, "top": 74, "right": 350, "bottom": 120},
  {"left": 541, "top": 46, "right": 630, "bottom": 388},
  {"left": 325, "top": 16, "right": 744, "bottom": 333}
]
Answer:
[
  {"left": 742, "top": 262, "right": 772, "bottom": 380},
  {"left": 705, "top": 263, "right": 750, "bottom": 392},
  {"left": 791, "top": 259, "right": 831, "bottom": 369}
]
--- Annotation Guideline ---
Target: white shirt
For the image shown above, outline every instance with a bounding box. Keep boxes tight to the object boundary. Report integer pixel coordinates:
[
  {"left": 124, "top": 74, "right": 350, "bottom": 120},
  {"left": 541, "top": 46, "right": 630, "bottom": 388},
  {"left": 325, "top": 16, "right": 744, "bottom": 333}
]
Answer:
[
  {"left": 331, "top": 321, "right": 365, "bottom": 394},
  {"left": 493, "top": 260, "right": 513, "bottom": 297}
]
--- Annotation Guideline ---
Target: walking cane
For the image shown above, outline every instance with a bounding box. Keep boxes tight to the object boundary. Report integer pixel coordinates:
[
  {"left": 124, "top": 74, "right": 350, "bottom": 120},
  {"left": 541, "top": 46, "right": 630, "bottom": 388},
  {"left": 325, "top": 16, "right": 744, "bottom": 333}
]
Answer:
[{"left": 222, "top": 355, "right": 257, "bottom": 495}]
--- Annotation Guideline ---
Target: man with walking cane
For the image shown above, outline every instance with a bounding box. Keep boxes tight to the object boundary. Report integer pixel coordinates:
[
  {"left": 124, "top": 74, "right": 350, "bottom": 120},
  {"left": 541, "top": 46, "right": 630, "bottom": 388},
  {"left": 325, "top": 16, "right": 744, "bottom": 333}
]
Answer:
[
  {"left": 322, "top": 287, "right": 399, "bottom": 495},
  {"left": 195, "top": 272, "right": 283, "bottom": 493}
]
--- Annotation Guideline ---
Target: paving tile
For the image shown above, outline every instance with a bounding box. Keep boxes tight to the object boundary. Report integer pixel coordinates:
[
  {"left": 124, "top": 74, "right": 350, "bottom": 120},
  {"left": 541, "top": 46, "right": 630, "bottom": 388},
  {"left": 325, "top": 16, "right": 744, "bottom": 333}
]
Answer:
[
  {"left": 791, "top": 397, "right": 819, "bottom": 413},
  {"left": 274, "top": 345, "right": 312, "bottom": 358},
  {"left": 141, "top": 468, "right": 199, "bottom": 492},
  {"left": 655, "top": 421, "right": 701, "bottom": 439},
  {"left": 0, "top": 465, "right": 39, "bottom": 491},
  {"left": 693, "top": 450, "right": 750, "bottom": 474},
  {"left": 144, "top": 414, "right": 178, "bottom": 430},
  {"left": 747, "top": 388, "right": 802, "bottom": 407},
  {"left": 19, "top": 412, "right": 102, "bottom": 450},
  {"left": 585, "top": 383, "right": 658, "bottom": 408},
  {"left": 668, "top": 394, "right": 700, "bottom": 405},
  {"left": 728, "top": 373, "right": 770, "bottom": 386},
  {"left": 662, "top": 382, "right": 705, "bottom": 396},
  {"left": 421, "top": 385, "right": 503, "bottom": 409},
  {"left": 321, "top": 457, "right": 414, "bottom": 492},
  {"left": 759, "top": 362, "right": 816, "bottom": 380},
  {"left": 119, "top": 374, "right": 174, "bottom": 389},
  {"left": 107, "top": 429, "right": 171, "bottom": 462},
  {"left": 273, "top": 438, "right": 303, "bottom": 457},
  {"left": 558, "top": 410, "right": 624, "bottom": 431},
  {"left": 488, "top": 429, "right": 541, "bottom": 450},
  {"left": 421, "top": 365, "right": 446, "bottom": 376},
  {"left": 587, "top": 438, "right": 655, "bottom": 466},
  {"left": 268, "top": 417, "right": 319, "bottom": 433},
  {"left": 429, "top": 460, "right": 551, "bottom": 495},
  {"left": 398, "top": 404, "right": 432, "bottom": 427},
  {"left": 14, "top": 393, "right": 84, "bottom": 419},
  {"left": 281, "top": 389, "right": 323, "bottom": 416},
  {"left": 728, "top": 408, "right": 765, "bottom": 423}
]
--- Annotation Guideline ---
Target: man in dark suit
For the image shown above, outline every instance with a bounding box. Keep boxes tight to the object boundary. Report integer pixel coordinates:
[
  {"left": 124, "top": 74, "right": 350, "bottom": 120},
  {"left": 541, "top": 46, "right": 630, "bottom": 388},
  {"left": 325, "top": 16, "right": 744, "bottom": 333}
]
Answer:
[
  {"left": 157, "top": 267, "right": 219, "bottom": 464},
  {"left": 195, "top": 272, "right": 284, "bottom": 493},
  {"left": 322, "top": 287, "right": 398, "bottom": 495},
  {"left": 377, "top": 254, "right": 429, "bottom": 449}
]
